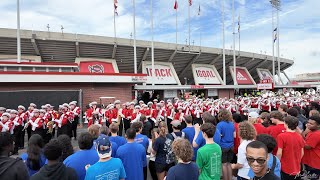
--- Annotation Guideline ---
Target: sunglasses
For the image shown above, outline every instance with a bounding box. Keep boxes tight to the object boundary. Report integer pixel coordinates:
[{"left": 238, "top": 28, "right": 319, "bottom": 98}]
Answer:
[{"left": 246, "top": 157, "right": 267, "bottom": 165}]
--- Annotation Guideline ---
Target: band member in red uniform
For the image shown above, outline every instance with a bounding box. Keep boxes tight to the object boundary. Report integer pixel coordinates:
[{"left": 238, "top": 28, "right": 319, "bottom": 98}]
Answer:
[
  {"left": 0, "top": 107, "right": 6, "bottom": 117},
  {"left": 166, "top": 103, "right": 175, "bottom": 133},
  {"left": 26, "top": 103, "right": 37, "bottom": 140},
  {"left": 131, "top": 105, "right": 142, "bottom": 123},
  {"left": 54, "top": 105, "right": 70, "bottom": 137},
  {"left": 122, "top": 103, "right": 130, "bottom": 133},
  {"left": 86, "top": 101, "right": 101, "bottom": 120},
  {"left": 69, "top": 101, "right": 81, "bottom": 140},
  {"left": 152, "top": 99, "right": 158, "bottom": 109},
  {"left": 104, "top": 104, "right": 114, "bottom": 126},
  {"left": 125, "top": 102, "right": 134, "bottom": 129},
  {"left": 112, "top": 100, "right": 124, "bottom": 135},
  {"left": 39, "top": 109, "right": 47, "bottom": 137},
  {"left": 151, "top": 103, "right": 165, "bottom": 128},
  {"left": 174, "top": 106, "right": 184, "bottom": 121},
  {"left": 141, "top": 104, "right": 151, "bottom": 119},
  {"left": 0, "top": 113, "right": 12, "bottom": 133},
  {"left": 28, "top": 109, "right": 44, "bottom": 137},
  {"left": 18, "top": 105, "right": 27, "bottom": 149},
  {"left": 261, "top": 99, "right": 271, "bottom": 112},
  {"left": 88, "top": 111, "right": 102, "bottom": 128},
  {"left": 10, "top": 110, "right": 23, "bottom": 154}
]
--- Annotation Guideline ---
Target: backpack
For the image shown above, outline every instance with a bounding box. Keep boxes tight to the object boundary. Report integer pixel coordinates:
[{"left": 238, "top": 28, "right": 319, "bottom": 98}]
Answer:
[
  {"left": 270, "top": 155, "right": 277, "bottom": 173},
  {"left": 163, "top": 134, "right": 175, "bottom": 164},
  {"left": 171, "top": 132, "right": 186, "bottom": 140}
]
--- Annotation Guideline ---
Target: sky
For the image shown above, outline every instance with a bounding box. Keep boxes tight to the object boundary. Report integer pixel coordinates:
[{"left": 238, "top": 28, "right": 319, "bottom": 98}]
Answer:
[{"left": 0, "top": 0, "right": 319, "bottom": 78}]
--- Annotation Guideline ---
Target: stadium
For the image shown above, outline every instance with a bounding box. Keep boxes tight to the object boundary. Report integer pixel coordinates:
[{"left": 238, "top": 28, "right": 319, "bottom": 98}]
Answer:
[{"left": 0, "top": 27, "right": 306, "bottom": 109}]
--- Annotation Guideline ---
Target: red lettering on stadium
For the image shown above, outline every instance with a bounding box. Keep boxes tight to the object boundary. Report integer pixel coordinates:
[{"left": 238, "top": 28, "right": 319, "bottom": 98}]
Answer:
[
  {"left": 196, "top": 70, "right": 215, "bottom": 78},
  {"left": 147, "top": 68, "right": 172, "bottom": 77}
]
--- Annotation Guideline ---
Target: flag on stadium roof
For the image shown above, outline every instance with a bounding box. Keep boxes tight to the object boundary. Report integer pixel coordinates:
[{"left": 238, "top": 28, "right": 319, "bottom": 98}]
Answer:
[
  {"left": 114, "top": 0, "right": 118, "bottom": 16},
  {"left": 274, "top": 27, "right": 277, "bottom": 43},
  {"left": 189, "top": 0, "right": 192, "bottom": 6},
  {"left": 238, "top": 15, "right": 240, "bottom": 33},
  {"left": 198, "top": 4, "right": 200, "bottom": 15},
  {"left": 174, "top": 0, "right": 178, "bottom": 10}
]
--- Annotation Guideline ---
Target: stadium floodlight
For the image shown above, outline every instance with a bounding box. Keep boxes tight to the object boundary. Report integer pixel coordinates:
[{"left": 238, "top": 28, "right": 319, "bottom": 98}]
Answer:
[
  {"left": 270, "top": 0, "right": 281, "bottom": 85},
  {"left": 47, "top": 24, "right": 50, "bottom": 32},
  {"left": 61, "top": 25, "right": 64, "bottom": 34},
  {"left": 270, "top": 0, "right": 281, "bottom": 10}
]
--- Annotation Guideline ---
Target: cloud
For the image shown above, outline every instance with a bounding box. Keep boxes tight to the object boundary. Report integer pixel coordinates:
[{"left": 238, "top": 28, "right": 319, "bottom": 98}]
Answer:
[{"left": 0, "top": 0, "right": 318, "bottom": 79}]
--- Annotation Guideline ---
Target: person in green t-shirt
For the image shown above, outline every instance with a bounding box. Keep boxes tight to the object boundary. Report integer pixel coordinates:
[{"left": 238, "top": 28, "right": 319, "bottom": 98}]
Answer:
[{"left": 196, "top": 123, "right": 222, "bottom": 180}]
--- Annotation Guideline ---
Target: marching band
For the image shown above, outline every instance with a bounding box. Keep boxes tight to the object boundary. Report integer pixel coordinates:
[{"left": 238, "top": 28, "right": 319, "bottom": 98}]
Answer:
[{"left": 0, "top": 89, "right": 319, "bottom": 154}]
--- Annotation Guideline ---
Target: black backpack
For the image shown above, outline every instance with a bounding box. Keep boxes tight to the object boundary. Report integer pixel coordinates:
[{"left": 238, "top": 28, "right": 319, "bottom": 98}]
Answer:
[{"left": 163, "top": 134, "right": 175, "bottom": 164}]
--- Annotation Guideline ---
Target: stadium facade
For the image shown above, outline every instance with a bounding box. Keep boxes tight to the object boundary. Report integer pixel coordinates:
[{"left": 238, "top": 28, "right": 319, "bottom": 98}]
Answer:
[{"left": 0, "top": 28, "right": 309, "bottom": 108}]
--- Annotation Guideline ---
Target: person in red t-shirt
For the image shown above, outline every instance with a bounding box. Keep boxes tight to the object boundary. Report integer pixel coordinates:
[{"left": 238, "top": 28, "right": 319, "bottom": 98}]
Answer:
[
  {"left": 248, "top": 111, "right": 267, "bottom": 135},
  {"left": 277, "top": 115, "right": 305, "bottom": 180},
  {"left": 267, "top": 111, "right": 286, "bottom": 155},
  {"left": 302, "top": 116, "right": 320, "bottom": 180}
]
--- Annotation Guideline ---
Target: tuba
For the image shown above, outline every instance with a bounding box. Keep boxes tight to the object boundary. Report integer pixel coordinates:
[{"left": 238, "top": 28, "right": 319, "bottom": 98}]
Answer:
[{"left": 47, "top": 113, "right": 55, "bottom": 134}]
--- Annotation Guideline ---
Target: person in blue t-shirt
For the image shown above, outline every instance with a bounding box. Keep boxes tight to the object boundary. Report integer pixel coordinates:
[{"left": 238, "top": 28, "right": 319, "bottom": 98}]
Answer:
[
  {"left": 166, "top": 138, "right": 199, "bottom": 180},
  {"left": 131, "top": 121, "right": 149, "bottom": 180},
  {"left": 116, "top": 128, "right": 147, "bottom": 180},
  {"left": 192, "top": 112, "right": 221, "bottom": 155},
  {"left": 247, "top": 134, "right": 281, "bottom": 178},
  {"left": 181, "top": 115, "right": 198, "bottom": 160},
  {"left": 216, "top": 109, "right": 235, "bottom": 180},
  {"left": 64, "top": 132, "right": 99, "bottom": 180},
  {"left": 109, "top": 123, "right": 127, "bottom": 147},
  {"left": 85, "top": 134, "right": 126, "bottom": 180},
  {"left": 131, "top": 121, "right": 149, "bottom": 150},
  {"left": 20, "top": 134, "right": 47, "bottom": 176},
  {"left": 89, "top": 124, "right": 119, "bottom": 157}
]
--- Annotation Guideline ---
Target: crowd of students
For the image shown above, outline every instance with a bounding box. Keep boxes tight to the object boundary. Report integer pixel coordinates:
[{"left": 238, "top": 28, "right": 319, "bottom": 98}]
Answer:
[{"left": 0, "top": 93, "right": 320, "bottom": 180}]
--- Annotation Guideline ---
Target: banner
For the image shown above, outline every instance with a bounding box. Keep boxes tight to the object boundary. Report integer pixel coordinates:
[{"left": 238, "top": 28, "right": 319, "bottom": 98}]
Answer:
[
  {"left": 256, "top": 68, "right": 273, "bottom": 81},
  {"left": 142, "top": 61, "right": 181, "bottom": 85},
  {"left": 192, "top": 64, "right": 223, "bottom": 85},
  {"left": 208, "top": 89, "right": 218, "bottom": 97},
  {"left": 79, "top": 61, "right": 115, "bottom": 73},
  {"left": 164, "top": 90, "right": 177, "bottom": 98},
  {"left": 229, "top": 66, "right": 256, "bottom": 85}
]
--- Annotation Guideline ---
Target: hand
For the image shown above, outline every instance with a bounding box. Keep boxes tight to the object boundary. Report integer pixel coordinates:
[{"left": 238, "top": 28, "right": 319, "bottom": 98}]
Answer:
[
  {"left": 194, "top": 123, "right": 200, "bottom": 133},
  {"left": 231, "top": 163, "right": 236, "bottom": 169}
]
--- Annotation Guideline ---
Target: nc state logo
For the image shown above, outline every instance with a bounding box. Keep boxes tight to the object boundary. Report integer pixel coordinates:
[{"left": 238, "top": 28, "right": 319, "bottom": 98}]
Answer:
[{"left": 88, "top": 64, "right": 104, "bottom": 73}]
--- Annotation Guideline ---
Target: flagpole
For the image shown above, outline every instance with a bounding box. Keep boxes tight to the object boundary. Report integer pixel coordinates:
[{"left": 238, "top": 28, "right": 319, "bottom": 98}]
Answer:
[
  {"left": 176, "top": 1, "right": 178, "bottom": 47},
  {"left": 17, "top": 0, "right": 21, "bottom": 63},
  {"left": 188, "top": 1, "right": 191, "bottom": 51},
  {"left": 151, "top": 0, "right": 154, "bottom": 86},
  {"left": 272, "top": 8, "right": 275, "bottom": 83},
  {"left": 232, "top": 0, "right": 237, "bottom": 85},
  {"left": 277, "top": 5, "right": 281, "bottom": 85},
  {"left": 133, "top": 0, "right": 137, "bottom": 99},
  {"left": 238, "top": 14, "right": 240, "bottom": 56},
  {"left": 221, "top": 0, "right": 226, "bottom": 85},
  {"left": 113, "top": 3, "right": 117, "bottom": 43}
]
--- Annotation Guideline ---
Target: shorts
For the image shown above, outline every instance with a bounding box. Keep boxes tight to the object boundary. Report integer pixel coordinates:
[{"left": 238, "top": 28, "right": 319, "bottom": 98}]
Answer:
[
  {"left": 155, "top": 162, "right": 175, "bottom": 173},
  {"left": 222, "top": 147, "right": 234, "bottom": 163}
]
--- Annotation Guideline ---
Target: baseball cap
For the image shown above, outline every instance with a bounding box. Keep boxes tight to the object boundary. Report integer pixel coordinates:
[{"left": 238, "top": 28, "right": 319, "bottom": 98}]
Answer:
[
  {"left": 248, "top": 112, "right": 259, "bottom": 119},
  {"left": 95, "top": 134, "right": 112, "bottom": 158},
  {"left": 171, "top": 120, "right": 181, "bottom": 128}
]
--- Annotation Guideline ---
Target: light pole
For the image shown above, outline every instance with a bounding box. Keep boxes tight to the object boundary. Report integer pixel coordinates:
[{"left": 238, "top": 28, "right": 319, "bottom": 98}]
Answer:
[
  {"left": 17, "top": 0, "right": 21, "bottom": 63},
  {"left": 270, "top": 0, "right": 281, "bottom": 85}
]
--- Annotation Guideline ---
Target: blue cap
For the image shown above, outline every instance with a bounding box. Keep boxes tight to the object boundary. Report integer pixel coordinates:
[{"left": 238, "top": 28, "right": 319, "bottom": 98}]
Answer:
[{"left": 96, "top": 134, "right": 112, "bottom": 158}]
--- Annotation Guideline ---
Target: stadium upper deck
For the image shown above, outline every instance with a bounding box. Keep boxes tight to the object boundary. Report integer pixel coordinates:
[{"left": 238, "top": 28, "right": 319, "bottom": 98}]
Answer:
[{"left": 0, "top": 28, "right": 294, "bottom": 86}]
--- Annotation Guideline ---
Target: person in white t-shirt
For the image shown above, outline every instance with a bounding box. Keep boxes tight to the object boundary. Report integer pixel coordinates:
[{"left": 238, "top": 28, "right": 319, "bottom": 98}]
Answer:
[{"left": 231, "top": 121, "right": 257, "bottom": 180}]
